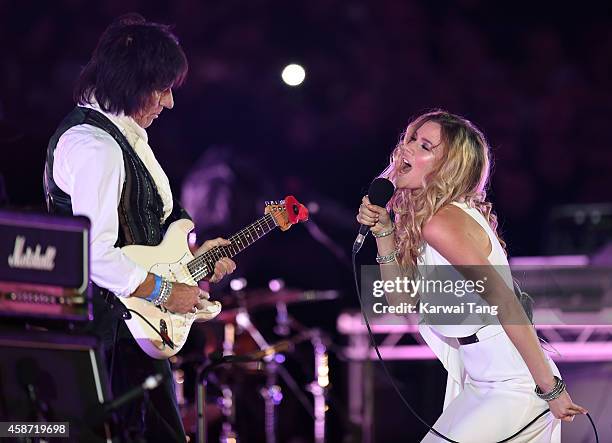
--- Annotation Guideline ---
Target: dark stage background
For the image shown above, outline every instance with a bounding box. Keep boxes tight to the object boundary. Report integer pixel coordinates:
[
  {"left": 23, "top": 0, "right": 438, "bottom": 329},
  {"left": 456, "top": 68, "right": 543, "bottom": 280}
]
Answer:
[{"left": 1, "top": 1, "right": 611, "bottom": 442}]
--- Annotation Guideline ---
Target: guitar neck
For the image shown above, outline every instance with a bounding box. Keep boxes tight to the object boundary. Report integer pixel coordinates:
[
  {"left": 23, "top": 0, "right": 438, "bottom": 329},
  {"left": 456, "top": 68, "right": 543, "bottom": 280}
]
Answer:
[{"left": 186, "top": 213, "right": 278, "bottom": 282}]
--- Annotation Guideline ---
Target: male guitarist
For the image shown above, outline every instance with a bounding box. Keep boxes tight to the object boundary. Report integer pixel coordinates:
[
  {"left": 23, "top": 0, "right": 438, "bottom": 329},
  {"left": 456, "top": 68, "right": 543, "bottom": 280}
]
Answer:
[{"left": 44, "top": 14, "right": 235, "bottom": 442}]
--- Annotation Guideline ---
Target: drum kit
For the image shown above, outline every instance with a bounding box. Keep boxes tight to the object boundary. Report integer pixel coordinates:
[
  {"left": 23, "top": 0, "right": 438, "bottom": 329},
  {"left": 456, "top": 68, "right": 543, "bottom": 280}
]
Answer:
[{"left": 171, "top": 279, "right": 339, "bottom": 443}]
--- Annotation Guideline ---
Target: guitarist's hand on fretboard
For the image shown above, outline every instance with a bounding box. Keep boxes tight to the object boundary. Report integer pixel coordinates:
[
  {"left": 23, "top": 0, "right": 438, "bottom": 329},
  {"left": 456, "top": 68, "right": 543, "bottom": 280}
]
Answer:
[{"left": 195, "top": 237, "right": 237, "bottom": 283}]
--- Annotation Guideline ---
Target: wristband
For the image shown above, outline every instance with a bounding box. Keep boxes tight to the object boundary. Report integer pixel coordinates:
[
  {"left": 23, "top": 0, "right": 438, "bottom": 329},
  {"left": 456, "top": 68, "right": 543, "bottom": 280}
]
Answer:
[{"left": 146, "top": 275, "right": 163, "bottom": 302}]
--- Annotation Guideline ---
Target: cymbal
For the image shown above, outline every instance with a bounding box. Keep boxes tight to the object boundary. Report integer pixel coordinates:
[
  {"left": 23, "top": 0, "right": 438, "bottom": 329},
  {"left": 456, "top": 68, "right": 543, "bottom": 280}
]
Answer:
[{"left": 214, "top": 288, "right": 339, "bottom": 321}]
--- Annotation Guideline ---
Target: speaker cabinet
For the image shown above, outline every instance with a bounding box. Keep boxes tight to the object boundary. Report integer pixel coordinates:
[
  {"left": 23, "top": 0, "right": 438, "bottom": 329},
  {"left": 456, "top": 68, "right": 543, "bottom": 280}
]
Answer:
[{"left": 0, "top": 329, "right": 112, "bottom": 442}]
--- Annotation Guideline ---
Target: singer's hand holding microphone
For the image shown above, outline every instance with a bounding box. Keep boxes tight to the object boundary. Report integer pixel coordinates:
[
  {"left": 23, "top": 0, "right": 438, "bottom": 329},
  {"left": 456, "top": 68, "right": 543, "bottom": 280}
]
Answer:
[
  {"left": 353, "top": 178, "right": 395, "bottom": 254},
  {"left": 357, "top": 195, "right": 392, "bottom": 235}
]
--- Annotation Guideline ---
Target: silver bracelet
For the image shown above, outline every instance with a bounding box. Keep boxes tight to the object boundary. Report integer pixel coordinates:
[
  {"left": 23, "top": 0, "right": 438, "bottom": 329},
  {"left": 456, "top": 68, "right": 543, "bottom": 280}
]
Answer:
[
  {"left": 535, "top": 376, "right": 566, "bottom": 401},
  {"left": 373, "top": 224, "right": 395, "bottom": 238},
  {"left": 376, "top": 249, "right": 398, "bottom": 264},
  {"left": 154, "top": 278, "right": 173, "bottom": 307}
]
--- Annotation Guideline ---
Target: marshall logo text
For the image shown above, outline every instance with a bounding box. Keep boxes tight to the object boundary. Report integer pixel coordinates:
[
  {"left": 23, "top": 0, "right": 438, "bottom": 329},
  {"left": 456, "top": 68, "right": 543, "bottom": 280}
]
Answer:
[{"left": 7, "top": 236, "right": 57, "bottom": 271}]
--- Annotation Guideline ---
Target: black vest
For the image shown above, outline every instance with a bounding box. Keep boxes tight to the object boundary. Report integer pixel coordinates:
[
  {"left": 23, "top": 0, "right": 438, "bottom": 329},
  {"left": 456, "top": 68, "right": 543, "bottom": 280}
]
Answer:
[{"left": 44, "top": 106, "right": 189, "bottom": 248}]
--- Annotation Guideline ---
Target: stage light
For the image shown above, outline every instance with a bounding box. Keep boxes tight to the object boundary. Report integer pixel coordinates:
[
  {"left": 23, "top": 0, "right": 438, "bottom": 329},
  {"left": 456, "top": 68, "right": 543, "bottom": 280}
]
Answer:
[
  {"left": 268, "top": 278, "right": 285, "bottom": 292},
  {"left": 307, "top": 201, "right": 320, "bottom": 214},
  {"left": 281, "top": 64, "right": 306, "bottom": 86},
  {"left": 230, "top": 278, "right": 247, "bottom": 291}
]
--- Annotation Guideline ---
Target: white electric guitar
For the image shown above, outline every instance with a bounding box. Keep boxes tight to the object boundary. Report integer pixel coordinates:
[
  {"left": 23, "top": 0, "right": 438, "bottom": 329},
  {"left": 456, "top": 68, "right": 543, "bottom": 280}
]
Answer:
[{"left": 118, "top": 196, "right": 309, "bottom": 359}]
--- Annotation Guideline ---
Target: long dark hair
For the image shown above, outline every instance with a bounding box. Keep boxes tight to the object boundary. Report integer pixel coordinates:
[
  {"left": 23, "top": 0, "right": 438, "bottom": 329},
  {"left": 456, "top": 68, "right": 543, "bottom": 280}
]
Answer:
[{"left": 74, "top": 13, "right": 188, "bottom": 116}]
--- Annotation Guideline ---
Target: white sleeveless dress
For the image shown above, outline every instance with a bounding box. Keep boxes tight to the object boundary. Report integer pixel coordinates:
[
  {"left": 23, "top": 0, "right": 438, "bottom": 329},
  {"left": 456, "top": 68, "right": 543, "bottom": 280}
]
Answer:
[{"left": 418, "top": 202, "right": 561, "bottom": 443}]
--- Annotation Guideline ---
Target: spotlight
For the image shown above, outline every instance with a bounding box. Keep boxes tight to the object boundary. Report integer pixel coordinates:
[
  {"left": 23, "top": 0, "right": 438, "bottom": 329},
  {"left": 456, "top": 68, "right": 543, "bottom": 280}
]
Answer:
[{"left": 281, "top": 64, "right": 306, "bottom": 86}]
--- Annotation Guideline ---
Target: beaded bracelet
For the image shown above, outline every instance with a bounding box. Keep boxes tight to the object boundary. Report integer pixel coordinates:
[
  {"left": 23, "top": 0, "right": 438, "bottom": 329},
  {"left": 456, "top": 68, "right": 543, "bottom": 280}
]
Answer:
[
  {"left": 373, "top": 224, "right": 395, "bottom": 238},
  {"left": 535, "top": 376, "right": 566, "bottom": 401},
  {"left": 145, "top": 275, "right": 163, "bottom": 302},
  {"left": 154, "top": 278, "right": 173, "bottom": 307},
  {"left": 376, "top": 249, "right": 398, "bottom": 264}
]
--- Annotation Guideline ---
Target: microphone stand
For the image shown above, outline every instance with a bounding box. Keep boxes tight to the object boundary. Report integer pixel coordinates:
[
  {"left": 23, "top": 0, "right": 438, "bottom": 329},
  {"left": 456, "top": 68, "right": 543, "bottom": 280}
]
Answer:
[{"left": 85, "top": 373, "right": 165, "bottom": 443}]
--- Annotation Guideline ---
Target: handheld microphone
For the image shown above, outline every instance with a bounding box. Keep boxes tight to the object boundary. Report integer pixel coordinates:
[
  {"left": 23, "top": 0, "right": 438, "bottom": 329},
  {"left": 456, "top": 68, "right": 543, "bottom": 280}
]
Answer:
[{"left": 352, "top": 177, "right": 395, "bottom": 254}]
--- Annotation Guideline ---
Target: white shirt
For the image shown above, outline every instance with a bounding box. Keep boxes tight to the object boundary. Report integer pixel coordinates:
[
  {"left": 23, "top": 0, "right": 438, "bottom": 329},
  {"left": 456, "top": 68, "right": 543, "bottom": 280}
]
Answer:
[{"left": 53, "top": 103, "right": 173, "bottom": 297}]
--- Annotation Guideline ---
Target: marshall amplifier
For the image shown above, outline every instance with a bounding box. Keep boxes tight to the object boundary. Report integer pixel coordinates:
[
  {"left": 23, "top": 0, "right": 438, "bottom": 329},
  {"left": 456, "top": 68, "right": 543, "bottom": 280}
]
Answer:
[{"left": 0, "top": 210, "right": 91, "bottom": 321}]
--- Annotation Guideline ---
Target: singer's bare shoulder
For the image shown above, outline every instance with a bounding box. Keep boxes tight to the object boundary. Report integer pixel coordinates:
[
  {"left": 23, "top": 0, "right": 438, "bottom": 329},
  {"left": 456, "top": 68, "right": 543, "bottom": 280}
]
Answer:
[{"left": 422, "top": 204, "right": 491, "bottom": 266}]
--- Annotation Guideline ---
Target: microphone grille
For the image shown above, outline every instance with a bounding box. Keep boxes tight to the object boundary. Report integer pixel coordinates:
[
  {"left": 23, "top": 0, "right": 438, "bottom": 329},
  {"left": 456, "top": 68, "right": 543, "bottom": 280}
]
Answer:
[{"left": 368, "top": 178, "right": 395, "bottom": 207}]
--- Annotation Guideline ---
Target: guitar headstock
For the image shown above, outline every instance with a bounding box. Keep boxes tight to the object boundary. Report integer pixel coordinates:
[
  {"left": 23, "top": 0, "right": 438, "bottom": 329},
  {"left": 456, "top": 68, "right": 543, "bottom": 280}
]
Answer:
[{"left": 265, "top": 195, "right": 309, "bottom": 231}]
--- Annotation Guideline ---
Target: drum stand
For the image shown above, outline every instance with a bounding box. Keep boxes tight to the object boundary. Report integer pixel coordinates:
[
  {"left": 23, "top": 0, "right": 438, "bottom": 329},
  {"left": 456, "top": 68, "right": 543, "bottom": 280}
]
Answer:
[
  {"left": 235, "top": 309, "right": 281, "bottom": 443},
  {"left": 196, "top": 307, "right": 330, "bottom": 443},
  {"left": 220, "top": 322, "right": 238, "bottom": 443},
  {"left": 196, "top": 321, "right": 240, "bottom": 443},
  {"left": 235, "top": 309, "right": 330, "bottom": 443},
  {"left": 306, "top": 329, "right": 329, "bottom": 443},
  {"left": 196, "top": 361, "right": 241, "bottom": 443}
]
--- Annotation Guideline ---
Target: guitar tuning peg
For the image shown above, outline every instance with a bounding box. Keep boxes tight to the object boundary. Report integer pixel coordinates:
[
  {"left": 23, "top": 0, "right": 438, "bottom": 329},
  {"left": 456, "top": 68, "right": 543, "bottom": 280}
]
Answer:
[{"left": 265, "top": 200, "right": 271, "bottom": 206}]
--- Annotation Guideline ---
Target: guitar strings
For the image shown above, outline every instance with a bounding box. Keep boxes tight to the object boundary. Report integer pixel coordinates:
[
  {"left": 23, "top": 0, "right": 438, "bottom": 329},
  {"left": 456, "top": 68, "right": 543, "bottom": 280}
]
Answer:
[
  {"left": 197, "top": 213, "right": 275, "bottom": 263},
  {"left": 188, "top": 214, "right": 276, "bottom": 277},
  {"left": 190, "top": 213, "right": 275, "bottom": 277},
  {"left": 190, "top": 214, "right": 277, "bottom": 281},
  {"left": 187, "top": 213, "right": 278, "bottom": 282}
]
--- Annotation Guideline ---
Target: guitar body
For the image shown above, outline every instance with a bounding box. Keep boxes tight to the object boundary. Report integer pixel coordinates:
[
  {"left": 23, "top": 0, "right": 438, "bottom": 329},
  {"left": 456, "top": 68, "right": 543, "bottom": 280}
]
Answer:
[
  {"left": 113, "top": 197, "right": 309, "bottom": 360},
  {"left": 119, "top": 219, "right": 222, "bottom": 359}
]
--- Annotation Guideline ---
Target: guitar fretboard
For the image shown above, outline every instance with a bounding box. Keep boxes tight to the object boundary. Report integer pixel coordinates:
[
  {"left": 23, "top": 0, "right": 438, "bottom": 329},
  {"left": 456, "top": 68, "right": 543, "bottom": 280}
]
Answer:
[{"left": 186, "top": 213, "right": 278, "bottom": 282}]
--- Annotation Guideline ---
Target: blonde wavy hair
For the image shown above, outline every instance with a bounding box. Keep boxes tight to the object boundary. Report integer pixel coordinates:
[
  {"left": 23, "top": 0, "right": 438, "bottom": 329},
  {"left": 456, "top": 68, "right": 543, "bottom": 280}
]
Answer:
[{"left": 381, "top": 110, "right": 505, "bottom": 272}]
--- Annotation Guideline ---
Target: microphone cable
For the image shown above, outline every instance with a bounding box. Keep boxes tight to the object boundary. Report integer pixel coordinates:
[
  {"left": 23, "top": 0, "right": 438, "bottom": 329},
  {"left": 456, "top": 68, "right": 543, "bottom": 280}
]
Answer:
[{"left": 351, "top": 251, "right": 599, "bottom": 443}]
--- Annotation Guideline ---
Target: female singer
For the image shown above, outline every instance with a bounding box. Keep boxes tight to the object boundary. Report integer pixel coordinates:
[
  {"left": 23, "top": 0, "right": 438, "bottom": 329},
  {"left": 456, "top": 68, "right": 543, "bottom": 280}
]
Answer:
[{"left": 356, "top": 110, "right": 587, "bottom": 442}]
